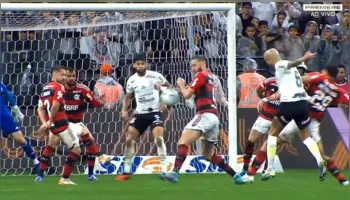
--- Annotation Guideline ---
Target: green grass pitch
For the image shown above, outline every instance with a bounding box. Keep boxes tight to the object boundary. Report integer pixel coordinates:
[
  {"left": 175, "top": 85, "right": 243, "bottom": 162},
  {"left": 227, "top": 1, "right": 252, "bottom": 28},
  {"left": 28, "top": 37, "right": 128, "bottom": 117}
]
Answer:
[{"left": 0, "top": 170, "right": 348, "bottom": 200}]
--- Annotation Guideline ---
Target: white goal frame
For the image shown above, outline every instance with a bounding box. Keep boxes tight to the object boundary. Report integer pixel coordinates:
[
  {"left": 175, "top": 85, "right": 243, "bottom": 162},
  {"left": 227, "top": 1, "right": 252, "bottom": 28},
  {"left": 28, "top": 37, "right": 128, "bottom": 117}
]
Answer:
[{"left": 1, "top": 3, "right": 238, "bottom": 170}]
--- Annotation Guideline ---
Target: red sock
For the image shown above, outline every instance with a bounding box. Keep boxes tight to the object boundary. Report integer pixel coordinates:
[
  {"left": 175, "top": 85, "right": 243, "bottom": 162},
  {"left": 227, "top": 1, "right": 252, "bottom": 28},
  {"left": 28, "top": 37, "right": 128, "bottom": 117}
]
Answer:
[
  {"left": 327, "top": 159, "right": 345, "bottom": 182},
  {"left": 82, "top": 134, "right": 100, "bottom": 155},
  {"left": 211, "top": 154, "right": 236, "bottom": 177},
  {"left": 62, "top": 152, "right": 79, "bottom": 179},
  {"left": 40, "top": 146, "right": 54, "bottom": 172},
  {"left": 243, "top": 140, "right": 255, "bottom": 171},
  {"left": 87, "top": 154, "right": 95, "bottom": 176},
  {"left": 173, "top": 144, "right": 188, "bottom": 173},
  {"left": 248, "top": 150, "right": 266, "bottom": 176}
]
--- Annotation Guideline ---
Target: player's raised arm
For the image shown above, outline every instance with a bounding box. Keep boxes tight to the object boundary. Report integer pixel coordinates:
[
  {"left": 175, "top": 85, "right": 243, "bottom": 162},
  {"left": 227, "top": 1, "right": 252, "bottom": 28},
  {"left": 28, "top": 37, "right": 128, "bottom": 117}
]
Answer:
[
  {"left": 83, "top": 86, "right": 104, "bottom": 108},
  {"left": 287, "top": 51, "right": 317, "bottom": 69},
  {"left": 48, "top": 88, "right": 64, "bottom": 126},
  {"left": 37, "top": 100, "right": 48, "bottom": 125}
]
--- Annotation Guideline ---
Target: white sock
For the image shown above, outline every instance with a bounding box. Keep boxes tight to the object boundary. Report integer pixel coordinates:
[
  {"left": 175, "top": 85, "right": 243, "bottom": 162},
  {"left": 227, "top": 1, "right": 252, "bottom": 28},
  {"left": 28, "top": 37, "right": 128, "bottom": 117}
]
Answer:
[
  {"left": 267, "top": 136, "right": 277, "bottom": 171},
  {"left": 124, "top": 140, "right": 136, "bottom": 174},
  {"left": 155, "top": 136, "right": 167, "bottom": 172},
  {"left": 303, "top": 137, "right": 324, "bottom": 165}
]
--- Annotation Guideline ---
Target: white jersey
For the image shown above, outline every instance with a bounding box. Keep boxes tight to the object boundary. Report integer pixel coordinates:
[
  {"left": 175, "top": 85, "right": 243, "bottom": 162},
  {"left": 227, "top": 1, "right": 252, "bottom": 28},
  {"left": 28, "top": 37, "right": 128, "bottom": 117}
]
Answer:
[
  {"left": 275, "top": 60, "right": 308, "bottom": 102},
  {"left": 126, "top": 70, "right": 166, "bottom": 114}
]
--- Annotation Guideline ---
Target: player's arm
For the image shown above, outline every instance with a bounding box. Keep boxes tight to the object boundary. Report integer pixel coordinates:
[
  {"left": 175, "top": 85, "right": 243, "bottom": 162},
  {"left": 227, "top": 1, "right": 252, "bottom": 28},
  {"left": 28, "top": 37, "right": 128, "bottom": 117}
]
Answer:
[
  {"left": 37, "top": 100, "right": 48, "bottom": 125},
  {"left": 0, "top": 82, "right": 17, "bottom": 107},
  {"left": 256, "top": 82, "right": 266, "bottom": 99},
  {"left": 263, "top": 91, "right": 281, "bottom": 102},
  {"left": 287, "top": 51, "right": 316, "bottom": 69},
  {"left": 213, "top": 75, "right": 228, "bottom": 107},
  {"left": 122, "top": 79, "right": 134, "bottom": 120},
  {"left": 1, "top": 82, "right": 24, "bottom": 123},
  {"left": 337, "top": 92, "right": 349, "bottom": 108},
  {"left": 84, "top": 87, "right": 104, "bottom": 108}
]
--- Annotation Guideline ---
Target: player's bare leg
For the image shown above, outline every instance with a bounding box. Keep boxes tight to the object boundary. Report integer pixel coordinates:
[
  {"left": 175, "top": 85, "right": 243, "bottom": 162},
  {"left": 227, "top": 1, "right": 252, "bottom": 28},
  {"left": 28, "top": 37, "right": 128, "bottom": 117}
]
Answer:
[
  {"left": 11, "top": 131, "right": 40, "bottom": 172},
  {"left": 116, "top": 126, "right": 139, "bottom": 181},
  {"left": 152, "top": 126, "right": 167, "bottom": 173},
  {"left": 298, "top": 127, "right": 326, "bottom": 181},
  {"left": 159, "top": 129, "right": 201, "bottom": 183},
  {"left": 35, "top": 132, "right": 60, "bottom": 182},
  {"left": 78, "top": 123, "right": 112, "bottom": 181},
  {"left": 59, "top": 146, "right": 81, "bottom": 185},
  {"left": 315, "top": 140, "right": 348, "bottom": 185},
  {"left": 242, "top": 129, "right": 264, "bottom": 175}
]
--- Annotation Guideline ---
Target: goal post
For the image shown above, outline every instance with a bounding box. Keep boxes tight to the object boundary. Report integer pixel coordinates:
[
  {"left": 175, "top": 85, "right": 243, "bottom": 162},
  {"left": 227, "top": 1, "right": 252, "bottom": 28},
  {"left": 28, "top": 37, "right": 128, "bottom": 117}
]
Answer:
[{"left": 1, "top": 3, "right": 238, "bottom": 173}]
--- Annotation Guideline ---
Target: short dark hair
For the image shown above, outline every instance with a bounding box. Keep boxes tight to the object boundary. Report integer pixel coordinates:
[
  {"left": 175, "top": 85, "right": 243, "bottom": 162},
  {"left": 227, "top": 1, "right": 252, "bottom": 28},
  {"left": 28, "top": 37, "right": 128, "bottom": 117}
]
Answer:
[
  {"left": 191, "top": 55, "right": 207, "bottom": 64},
  {"left": 133, "top": 53, "right": 146, "bottom": 63},
  {"left": 338, "top": 64, "right": 345, "bottom": 70},
  {"left": 288, "top": 25, "right": 298, "bottom": 32},
  {"left": 51, "top": 65, "right": 66, "bottom": 75},
  {"left": 246, "top": 23, "right": 256, "bottom": 29},
  {"left": 325, "top": 65, "right": 339, "bottom": 79},
  {"left": 66, "top": 67, "right": 75, "bottom": 73}
]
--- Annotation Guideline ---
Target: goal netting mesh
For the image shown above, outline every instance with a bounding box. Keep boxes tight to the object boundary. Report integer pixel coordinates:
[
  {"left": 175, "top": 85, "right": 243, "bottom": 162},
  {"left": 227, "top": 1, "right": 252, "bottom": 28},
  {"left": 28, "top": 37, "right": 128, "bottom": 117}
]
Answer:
[{"left": 1, "top": 10, "right": 231, "bottom": 175}]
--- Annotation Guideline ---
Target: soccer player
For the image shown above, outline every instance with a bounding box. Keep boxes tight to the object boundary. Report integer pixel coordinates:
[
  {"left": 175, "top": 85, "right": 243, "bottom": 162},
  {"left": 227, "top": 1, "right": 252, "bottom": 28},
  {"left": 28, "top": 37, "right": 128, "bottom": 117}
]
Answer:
[
  {"left": 159, "top": 55, "right": 247, "bottom": 184},
  {"left": 241, "top": 59, "right": 279, "bottom": 176},
  {"left": 64, "top": 68, "right": 112, "bottom": 181},
  {"left": 35, "top": 65, "right": 88, "bottom": 185},
  {"left": 116, "top": 54, "right": 171, "bottom": 181},
  {"left": 244, "top": 49, "right": 325, "bottom": 183},
  {"left": 277, "top": 66, "right": 349, "bottom": 185},
  {"left": 0, "top": 81, "right": 40, "bottom": 170}
]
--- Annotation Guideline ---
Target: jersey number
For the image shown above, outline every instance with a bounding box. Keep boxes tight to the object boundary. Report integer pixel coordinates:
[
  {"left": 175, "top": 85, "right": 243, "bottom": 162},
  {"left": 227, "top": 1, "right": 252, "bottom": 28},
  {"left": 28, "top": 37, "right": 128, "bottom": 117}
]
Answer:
[
  {"left": 39, "top": 99, "right": 51, "bottom": 117},
  {"left": 294, "top": 71, "right": 302, "bottom": 88},
  {"left": 309, "top": 90, "right": 333, "bottom": 111}
]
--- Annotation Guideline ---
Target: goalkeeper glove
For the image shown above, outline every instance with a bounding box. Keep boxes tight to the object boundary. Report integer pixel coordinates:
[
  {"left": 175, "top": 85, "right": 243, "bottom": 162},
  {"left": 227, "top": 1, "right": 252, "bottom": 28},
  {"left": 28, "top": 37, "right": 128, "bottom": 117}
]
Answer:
[{"left": 11, "top": 106, "right": 24, "bottom": 124}]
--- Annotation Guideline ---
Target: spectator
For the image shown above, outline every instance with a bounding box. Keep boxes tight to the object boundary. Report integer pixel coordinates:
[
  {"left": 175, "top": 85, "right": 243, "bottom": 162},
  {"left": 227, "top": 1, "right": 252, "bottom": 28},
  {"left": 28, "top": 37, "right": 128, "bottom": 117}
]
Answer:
[
  {"left": 252, "top": 2, "right": 277, "bottom": 28},
  {"left": 267, "top": 27, "right": 286, "bottom": 59},
  {"left": 335, "top": 65, "right": 349, "bottom": 94},
  {"left": 301, "top": 21, "right": 320, "bottom": 71},
  {"left": 236, "top": 23, "right": 264, "bottom": 57},
  {"left": 339, "top": 34, "right": 350, "bottom": 73},
  {"left": 270, "top": 10, "right": 289, "bottom": 34},
  {"left": 239, "top": 2, "right": 254, "bottom": 36},
  {"left": 337, "top": 2, "right": 350, "bottom": 22},
  {"left": 332, "top": 10, "right": 350, "bottom": 37},
  {"left": 251, "top": 17, "right": 260, "bottom": 31},
  {"left": 315, "top": 25, "right": 341, "bottom": 71},
  {"left": 256, "top": 20, "right": 271, "bottom": 51},
  {"left": 277, "top": 2, "right": 302, "bottom": 27},
  {"left": 93, "top": 64, "right": 124, "bottom": 110},
  {"left": 237, "top": 58, "right": 265, "bottom": 108},
  {"left": 283, "top": 25, "right": 305, "bottom": 60}
]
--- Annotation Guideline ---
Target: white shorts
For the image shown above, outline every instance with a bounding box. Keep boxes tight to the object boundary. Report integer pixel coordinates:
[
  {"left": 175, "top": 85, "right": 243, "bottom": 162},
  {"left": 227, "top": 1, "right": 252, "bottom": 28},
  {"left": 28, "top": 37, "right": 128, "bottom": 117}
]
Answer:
[
  {"left": 58, "top": 122, "right": 83, "bottom": 149},
  {"left": 185, "top": 113, "right": 219, "bottom": 143},
  {"left": 279, "top": 119, "right": 321, "bottom": 143},
  {"left": 252, "top": 116, "right": 272, "bottom": 134}
]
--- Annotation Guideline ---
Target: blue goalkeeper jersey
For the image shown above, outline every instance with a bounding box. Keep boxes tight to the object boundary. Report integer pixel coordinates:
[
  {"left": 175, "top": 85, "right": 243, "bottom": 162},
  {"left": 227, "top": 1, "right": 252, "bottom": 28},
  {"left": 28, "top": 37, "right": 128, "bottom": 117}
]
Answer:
[{"left": 0, "top": 82, "right": 20, "bottom": 136}]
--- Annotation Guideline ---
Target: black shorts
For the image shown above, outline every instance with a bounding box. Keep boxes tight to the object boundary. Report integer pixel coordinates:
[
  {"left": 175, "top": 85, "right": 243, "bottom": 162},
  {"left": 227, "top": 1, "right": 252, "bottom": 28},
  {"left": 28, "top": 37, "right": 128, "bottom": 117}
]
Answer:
[
  {"left": 276, "top": 100, "right": 310, "bottom": 129},
  {"left": 129, "top": 112, "right": 164, "bottom": 134}
]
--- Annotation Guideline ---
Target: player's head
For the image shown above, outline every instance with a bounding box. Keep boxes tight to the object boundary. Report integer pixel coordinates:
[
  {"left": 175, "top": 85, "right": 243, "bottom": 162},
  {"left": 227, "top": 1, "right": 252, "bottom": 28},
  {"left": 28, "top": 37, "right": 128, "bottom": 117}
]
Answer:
[
  {"left": 297, "top": 62, "right": 308, "bottom": 76},
  {"left": 51, "top": 65, "right": 67, "bottom": 84},
  {"left": 264, "top": 48, "right": 281, "bottom": 67},
  {"left": 323, "top": 65, "right": 339, "bottom": 81},
  {"left": 65, "top": 68, "right": 76, "bottom": 87},
  {"left": 191, "top": 55, "right": 207, "bottom": 73},
  {"left": 242, "top": 57, "right": 257, "bottom": 73},
  {"left": 133, "top": 53, "right": 147, "bottom": 76},
  {"left": 336, "top": 64, "right": 346, "bottom": 82}
]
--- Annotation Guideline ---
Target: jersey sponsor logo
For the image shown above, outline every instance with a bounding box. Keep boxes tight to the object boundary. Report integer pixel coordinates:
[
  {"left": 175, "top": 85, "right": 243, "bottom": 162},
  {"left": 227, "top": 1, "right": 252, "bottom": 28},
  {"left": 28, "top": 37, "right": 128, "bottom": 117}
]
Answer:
[
  {"left": 74, "top": 94, "right": 80, "bottom": 100},
  {"left": 65, "top": 105, "right": 79, "bottom": 111}
]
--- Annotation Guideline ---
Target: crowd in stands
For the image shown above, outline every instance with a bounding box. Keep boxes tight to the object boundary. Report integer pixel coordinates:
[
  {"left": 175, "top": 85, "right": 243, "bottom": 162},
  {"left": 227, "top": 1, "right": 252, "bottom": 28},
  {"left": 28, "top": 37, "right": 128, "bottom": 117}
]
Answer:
[{"left": 0, "top": 2, "right": 349, "bottom": 108}]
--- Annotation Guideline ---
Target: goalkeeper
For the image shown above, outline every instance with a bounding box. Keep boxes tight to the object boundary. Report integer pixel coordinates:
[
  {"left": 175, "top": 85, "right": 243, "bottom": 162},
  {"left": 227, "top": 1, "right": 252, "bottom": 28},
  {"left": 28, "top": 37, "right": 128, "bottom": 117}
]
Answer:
[{"left": 0, "top": 81, "right": 40, "bottom": 170}]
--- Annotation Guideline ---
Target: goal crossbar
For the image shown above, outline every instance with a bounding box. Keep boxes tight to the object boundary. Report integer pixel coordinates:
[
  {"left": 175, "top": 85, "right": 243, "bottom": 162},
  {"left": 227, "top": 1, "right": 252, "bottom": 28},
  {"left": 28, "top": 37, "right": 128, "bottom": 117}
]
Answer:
[
  {"left": 1, "top": 3, "right": 235, "bottom": 12},
  {"left": 1, "top": 2, "right": 238, "bottom": 171}
]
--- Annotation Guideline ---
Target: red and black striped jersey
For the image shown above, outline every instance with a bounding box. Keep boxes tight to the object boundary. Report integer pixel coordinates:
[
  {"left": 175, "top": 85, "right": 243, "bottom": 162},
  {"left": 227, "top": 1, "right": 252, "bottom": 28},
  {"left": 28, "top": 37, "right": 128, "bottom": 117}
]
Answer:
[
  {"left": 189, "top": 71, "right": 218, "bottom": 116},
  {"left": 259, "top": 77, "right": 280, "bottom": 120},
  {"left": 39, "top": 81, "right": 68, "bottom": 134},
  {"left": 64, "top": 83, "right": 103, "bottom": 123},
  {"left": 307, "top": 73, "right": 349, "bottom": 121}
]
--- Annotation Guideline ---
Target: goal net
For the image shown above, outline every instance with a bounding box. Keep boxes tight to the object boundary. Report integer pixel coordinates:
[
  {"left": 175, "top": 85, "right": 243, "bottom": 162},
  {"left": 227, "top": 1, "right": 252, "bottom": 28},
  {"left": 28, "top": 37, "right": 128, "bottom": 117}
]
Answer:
[{"left": 0, "top": 3, "right": 237, "bottom": 175}]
